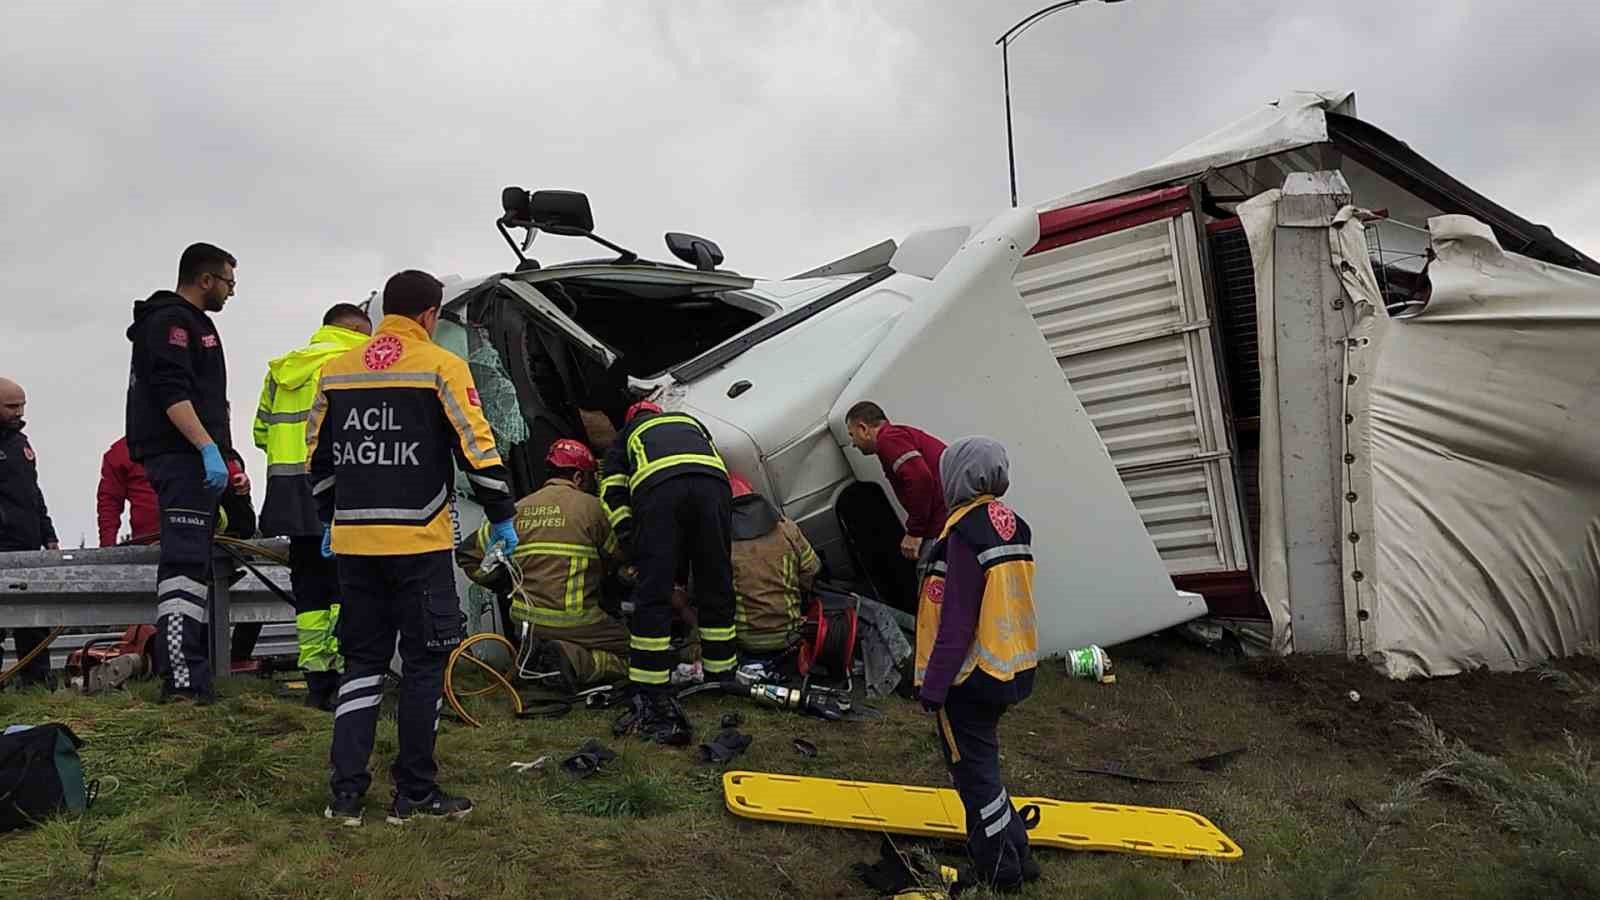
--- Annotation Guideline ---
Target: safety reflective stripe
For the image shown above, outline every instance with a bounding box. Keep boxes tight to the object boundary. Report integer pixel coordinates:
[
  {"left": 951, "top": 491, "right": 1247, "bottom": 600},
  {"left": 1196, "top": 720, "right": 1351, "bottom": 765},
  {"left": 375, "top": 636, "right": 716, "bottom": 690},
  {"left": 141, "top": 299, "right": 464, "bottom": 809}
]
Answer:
[
  {"left": 510, "top": 542, "right": 599, "bottom": 560},
  {"left": 268, "top": 463, "right": 310, "bottom": 478},
  {"left": 630, "top": 635, "right": 672, "bottom": 652},
  {"left": 629, "top": 452, "right": 726, "bottom": 490},
  {"left": 629, "top": 667, "right": 670, "bottom": 685},
  {"left": 975, "top": 544, "right": 1033, "bottom": 566},
  {"left": 311, "top": 476, "right": 336, "bottom": 495},
  {"left": 980, "top": 790, "right": 1010, "bottom": 820},
  {"left": 698, "top": 626, "right": 736, "bottom": 643},
  {"left": 605, "top": 506, "right": 632, "bottom": 527},
  {"left": 984, "top": 807, "right": 1014, "bottom": 838},
  {"left": 624, "top": 415, "right": 726, "bottom": 490},
  {"left": 891, "top": 450, "right": 921, "bottom": 473},
  {"left": 335, "top": 694, "right": 382, "bottom": 718},
  {"left": 158, "top": 575, "right": 207, "bottom": 600},
  {"left": 467, "top": 471, "right": 509, "bottom": 494},
  {"left": 335, "top": 485, "right": 449, "bottom": 523},
  {"left": 258, "top": 409, "right": 311, "bottom": 425},
  {"left": 518, "top": 605, "right": 607, "bottom": 628},
  {"left": 157, "top": 597, "right": 207, "bottom": 623},
  {"left": 702, "top": 655, "right": 737, "bottom": 674},
  {"left": 340, "top": 673, "right": 384, "bottom": 696}
]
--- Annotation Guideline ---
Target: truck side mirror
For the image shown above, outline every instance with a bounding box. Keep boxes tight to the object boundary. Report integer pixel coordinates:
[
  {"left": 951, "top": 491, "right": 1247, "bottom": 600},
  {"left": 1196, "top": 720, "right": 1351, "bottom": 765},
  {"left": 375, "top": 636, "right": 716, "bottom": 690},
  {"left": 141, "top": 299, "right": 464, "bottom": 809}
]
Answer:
[{"left": 666, "top": 232, "right": 724, "bottom": 271}]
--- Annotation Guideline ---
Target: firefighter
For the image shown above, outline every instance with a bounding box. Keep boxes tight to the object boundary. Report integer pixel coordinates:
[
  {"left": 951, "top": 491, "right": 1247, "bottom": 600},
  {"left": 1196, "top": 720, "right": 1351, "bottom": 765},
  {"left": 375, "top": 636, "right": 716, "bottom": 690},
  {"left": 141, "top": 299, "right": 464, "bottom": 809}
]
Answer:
[
  {"left": 0, "top": 377, "right": 59, "bottom": 688},
  {"left": 599, "top": 400, "right": 733, "bottom": 744},
  {"left": 915, "top": 436, "right": 1040, "bottom": 892},
  {"left": 727, "top": 474, "right": 820, "bottom": 658},
  {"left": 252, "top": 303, "right": 372, "bottom": 710},
  {"left": 458, "top": 439, "right": 630, "bottom": 692},
  {"left": 124, "top": 243, "right": 238, "bottom": 703},
  {"left": 307, "top": 270, "right": 519, "bottom": 827},
  {"left": 845, "top": 401, "right": 948, "bottom": 562}
]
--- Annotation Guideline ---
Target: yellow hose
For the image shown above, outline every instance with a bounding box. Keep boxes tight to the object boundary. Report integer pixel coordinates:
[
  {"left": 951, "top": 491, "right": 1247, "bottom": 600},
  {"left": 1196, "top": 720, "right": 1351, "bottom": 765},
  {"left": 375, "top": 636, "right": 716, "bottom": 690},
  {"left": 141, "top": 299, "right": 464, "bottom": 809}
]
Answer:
[
  {"left": 0, "top": 625, "right": 66, "bottom": 687},
  {"left": 443, "top": 632, "right": 523, "bottom": 728}
]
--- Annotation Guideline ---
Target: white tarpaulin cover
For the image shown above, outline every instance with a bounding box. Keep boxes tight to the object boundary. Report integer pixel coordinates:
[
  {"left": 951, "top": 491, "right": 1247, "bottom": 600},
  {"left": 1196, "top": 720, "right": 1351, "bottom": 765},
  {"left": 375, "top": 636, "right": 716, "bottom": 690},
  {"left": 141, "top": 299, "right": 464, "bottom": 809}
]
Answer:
[
  {"left": 1042, "top": 91, "right": 1355, "bottom": 211},
  {"left": 1243, "top": 189, "right": 1600, "bottom": 676},
  {"left": 1354, "top": 216, "right": 1600, "bottom": 677}
]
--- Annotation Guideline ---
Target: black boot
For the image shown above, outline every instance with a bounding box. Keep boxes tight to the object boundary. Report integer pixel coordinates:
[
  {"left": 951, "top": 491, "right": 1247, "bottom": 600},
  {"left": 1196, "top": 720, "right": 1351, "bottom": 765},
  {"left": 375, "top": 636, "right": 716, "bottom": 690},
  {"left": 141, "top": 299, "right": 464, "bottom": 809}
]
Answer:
[{"left": 305, "top": 671, "right": 339, "bottom": 712}]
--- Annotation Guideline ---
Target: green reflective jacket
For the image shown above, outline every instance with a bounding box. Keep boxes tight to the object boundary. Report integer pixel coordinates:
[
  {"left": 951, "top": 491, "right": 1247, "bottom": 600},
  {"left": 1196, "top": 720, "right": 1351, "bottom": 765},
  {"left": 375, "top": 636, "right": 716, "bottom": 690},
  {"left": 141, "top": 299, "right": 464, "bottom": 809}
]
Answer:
[{"left": 253, "top": 324, "right": 369, "bottom": 536}]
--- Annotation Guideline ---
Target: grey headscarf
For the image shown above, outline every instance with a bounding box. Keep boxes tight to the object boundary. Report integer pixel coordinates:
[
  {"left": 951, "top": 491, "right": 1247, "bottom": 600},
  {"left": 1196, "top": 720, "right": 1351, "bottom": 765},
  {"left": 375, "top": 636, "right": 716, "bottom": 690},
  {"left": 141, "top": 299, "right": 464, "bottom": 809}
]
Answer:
[{"left": 940, "top": 436, "right": 1010, "bottom": 511}]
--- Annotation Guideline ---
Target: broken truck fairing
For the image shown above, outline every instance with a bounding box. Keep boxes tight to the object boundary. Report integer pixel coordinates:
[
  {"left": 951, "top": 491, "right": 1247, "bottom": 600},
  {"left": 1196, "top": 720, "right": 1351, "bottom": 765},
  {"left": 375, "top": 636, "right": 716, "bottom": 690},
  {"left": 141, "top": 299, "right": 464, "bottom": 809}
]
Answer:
[{"left": 431, "top": 192, "right": 1202, "bottom": 656}]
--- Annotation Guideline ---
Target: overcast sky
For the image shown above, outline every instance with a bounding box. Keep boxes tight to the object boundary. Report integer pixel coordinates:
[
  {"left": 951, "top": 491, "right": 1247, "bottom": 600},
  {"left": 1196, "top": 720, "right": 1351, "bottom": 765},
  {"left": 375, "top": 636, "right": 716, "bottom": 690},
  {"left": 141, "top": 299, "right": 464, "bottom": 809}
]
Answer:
[{"left": 5, "top": 0, "right": 1598, "bottom": 547}]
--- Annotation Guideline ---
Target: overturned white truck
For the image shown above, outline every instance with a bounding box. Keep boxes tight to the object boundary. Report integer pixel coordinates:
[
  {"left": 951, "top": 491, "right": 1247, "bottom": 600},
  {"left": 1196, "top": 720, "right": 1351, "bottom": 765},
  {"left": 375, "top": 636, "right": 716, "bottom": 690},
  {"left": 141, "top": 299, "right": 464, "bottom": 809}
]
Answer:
[{"left": 421, "top": 192, "right": 1203, "bottom": 658}]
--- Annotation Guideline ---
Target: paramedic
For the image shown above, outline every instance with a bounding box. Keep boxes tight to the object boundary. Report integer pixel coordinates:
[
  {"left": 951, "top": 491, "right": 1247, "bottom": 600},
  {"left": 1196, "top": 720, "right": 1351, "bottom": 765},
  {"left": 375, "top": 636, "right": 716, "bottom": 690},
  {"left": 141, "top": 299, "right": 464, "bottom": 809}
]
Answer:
[
  {"left": 0, "top": 377, "right": 59, "bottom": 688},
  {"left": 916, "top": 436, "right": 1040, "bottom": 892},
  {"left": 252, "top": 303, "right": 371, "bottom": 710},
  {"left": 123, "top": 242, "right": 237, "bottom": 703},
  {"left": 728, "top": 473, "right": 820, "bottom": 657},
  {"left": 599, "top": 400, "right": 733, "bottom": 744},
  {"left": 458, "top": 438, "right": 630, "bottom": 692},
  {"left": 844, "top": 401, "right": 948, "bottom": 561},
  {"left": 308, "top": 270, "right": 518, "bottom": 826}
]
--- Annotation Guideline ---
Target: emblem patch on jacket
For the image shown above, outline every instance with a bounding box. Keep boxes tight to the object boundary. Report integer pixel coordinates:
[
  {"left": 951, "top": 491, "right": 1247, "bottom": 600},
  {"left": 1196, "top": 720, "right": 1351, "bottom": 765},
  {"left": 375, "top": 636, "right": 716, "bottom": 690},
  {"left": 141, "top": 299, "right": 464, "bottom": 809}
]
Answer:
[
  {"left": 200, "top": 334, "right": 219, "bottom": 349},
  {"left": 364, "top": 334, "right": 403, "bottom": 370},
  {"left": 22, "top": 444, "right": 35, "bottom": 462},
  {"left": 925, "top": 580, "right": 945, "bottom": 604},
  {"left": 167, "top": 325, "right": 189, "bottom": 348},
  {"left": 466, "top": 387, "right": 481, "bottom": 407},
  {"left": 989, "top": 502, "right": 1017, "bottom": 541}
]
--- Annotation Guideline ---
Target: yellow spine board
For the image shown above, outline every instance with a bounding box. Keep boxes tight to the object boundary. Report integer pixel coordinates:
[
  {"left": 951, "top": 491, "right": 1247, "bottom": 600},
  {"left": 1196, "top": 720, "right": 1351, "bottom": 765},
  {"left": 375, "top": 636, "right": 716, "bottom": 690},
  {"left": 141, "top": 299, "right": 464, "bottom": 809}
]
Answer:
[{"left": 722, "top": 771, "right": 1242, "bottom": 862}]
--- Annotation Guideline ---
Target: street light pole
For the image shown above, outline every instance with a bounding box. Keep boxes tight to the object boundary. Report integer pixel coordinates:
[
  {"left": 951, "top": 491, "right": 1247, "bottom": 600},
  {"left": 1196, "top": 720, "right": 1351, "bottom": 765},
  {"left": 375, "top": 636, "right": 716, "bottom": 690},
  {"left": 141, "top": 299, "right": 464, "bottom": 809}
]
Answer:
[{"left": 997, "top": 0, "right": 1126, "bottom": 208}]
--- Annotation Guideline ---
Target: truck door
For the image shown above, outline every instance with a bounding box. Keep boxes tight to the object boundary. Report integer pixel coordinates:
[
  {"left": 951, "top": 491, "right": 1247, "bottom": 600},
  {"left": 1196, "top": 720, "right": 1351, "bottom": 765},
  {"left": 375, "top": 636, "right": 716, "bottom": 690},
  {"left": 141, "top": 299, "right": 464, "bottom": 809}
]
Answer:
[{"left": 828, "top": 208, "right": 1204, "bottom": 655}]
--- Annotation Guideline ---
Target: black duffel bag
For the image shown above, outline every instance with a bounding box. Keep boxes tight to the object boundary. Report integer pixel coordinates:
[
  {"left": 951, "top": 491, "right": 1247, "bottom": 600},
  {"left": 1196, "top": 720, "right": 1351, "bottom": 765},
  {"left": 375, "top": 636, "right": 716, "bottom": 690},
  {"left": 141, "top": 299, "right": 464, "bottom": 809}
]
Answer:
[{"left": 0, "top": 723, "right": 90, "bottom": 830}]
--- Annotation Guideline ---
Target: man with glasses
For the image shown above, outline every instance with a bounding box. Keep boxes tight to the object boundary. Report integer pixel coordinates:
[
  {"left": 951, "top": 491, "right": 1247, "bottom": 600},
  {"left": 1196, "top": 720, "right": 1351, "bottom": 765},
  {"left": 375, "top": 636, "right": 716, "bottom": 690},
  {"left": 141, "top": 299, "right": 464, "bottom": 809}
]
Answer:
[{"left": 124, "top": 243, "right": 237, "bottom": 703}]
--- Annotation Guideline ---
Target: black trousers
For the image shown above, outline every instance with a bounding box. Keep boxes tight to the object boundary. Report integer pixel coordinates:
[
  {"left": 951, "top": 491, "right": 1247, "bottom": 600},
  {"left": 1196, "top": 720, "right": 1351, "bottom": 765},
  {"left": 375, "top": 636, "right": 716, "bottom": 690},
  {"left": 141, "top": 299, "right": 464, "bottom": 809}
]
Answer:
[
  {"left": 0, "top": 627, "right": 52, "bottom": 686},
  {"left": 144, "top": 452, "right": 219, "bottom": 697},
  {"left": 935, "top": 698, "right": 1033, "bottom": 887},
  {"left": 628, "top": 474, "right": 735, "bottom": 687},
  {"left": 329, "top": 550, "right": 461, "bottom": 800}
]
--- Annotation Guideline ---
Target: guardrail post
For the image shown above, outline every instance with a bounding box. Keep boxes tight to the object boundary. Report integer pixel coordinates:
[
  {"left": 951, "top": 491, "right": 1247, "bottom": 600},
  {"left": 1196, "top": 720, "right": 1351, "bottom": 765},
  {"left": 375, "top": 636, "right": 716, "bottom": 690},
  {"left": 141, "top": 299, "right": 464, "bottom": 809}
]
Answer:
[{"left": 209, "top": 548, "right": 235, "bottom": 680}]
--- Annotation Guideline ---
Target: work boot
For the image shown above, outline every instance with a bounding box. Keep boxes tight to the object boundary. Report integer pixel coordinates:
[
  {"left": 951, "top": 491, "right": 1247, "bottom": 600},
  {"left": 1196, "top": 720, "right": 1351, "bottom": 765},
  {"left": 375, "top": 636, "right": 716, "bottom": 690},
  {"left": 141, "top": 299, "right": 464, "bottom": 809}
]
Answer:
[
  {"left": 386, "top": 789, "right": 473, "bottom": 825},
  {"left": 538, "top": 640, "right": 583, "bottom": 695},
  {"left": 304, "top": 671, "right": 339, "bottom": 712},
  {"left": 324, "top": 793, "right": 364, "bottom": 828}
]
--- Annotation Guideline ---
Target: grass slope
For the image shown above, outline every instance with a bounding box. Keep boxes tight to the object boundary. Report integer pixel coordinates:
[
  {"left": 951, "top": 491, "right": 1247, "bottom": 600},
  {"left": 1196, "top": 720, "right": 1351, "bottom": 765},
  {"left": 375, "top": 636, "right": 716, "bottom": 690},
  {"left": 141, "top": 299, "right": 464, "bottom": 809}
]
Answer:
[{"left": 2, "top": 636, "right": 1595, "bottom": 900}]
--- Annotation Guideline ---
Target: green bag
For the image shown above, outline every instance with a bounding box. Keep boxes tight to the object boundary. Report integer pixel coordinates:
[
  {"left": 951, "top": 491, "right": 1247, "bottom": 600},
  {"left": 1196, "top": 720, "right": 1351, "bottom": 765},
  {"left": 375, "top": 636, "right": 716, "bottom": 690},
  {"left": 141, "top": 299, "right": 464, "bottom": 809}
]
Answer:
[{"left": 0, "top": 723, "right": 90, "bottom": 830}]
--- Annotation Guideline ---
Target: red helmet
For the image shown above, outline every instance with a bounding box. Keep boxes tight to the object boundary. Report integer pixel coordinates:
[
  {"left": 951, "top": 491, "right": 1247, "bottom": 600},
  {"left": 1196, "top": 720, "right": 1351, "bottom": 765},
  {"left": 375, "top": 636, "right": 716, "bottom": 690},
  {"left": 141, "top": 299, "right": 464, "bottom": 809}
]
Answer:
[
  {"left": 728, "top": 473, "right": 755, "bottom": 498},
  {"left": 545, "top": 438, "right": 597, "bottom": 473},
  {"left": 625, "top": 400, "right": 662, "bottom": 423}
]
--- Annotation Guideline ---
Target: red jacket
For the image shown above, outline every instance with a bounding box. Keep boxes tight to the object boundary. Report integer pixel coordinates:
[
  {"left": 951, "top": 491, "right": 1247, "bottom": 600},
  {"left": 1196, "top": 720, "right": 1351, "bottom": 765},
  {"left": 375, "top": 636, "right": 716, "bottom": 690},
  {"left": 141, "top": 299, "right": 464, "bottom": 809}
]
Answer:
[
  {"left": 97, "top": 437, "right": 159, "bottom": 546},
  {"left": 874, "top": 423, "right": 948, "bottom": 540}
]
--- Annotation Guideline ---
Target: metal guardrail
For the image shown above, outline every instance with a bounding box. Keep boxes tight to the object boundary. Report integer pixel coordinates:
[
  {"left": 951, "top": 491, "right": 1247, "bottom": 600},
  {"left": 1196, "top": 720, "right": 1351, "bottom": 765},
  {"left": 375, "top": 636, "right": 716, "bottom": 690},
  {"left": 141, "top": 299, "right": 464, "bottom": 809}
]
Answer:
[
  {"left": 1, "top": 624, "right": 299, "bottom": 671},
  {"left": 1, "top": 542, "right": 296, "bottom": 679}
]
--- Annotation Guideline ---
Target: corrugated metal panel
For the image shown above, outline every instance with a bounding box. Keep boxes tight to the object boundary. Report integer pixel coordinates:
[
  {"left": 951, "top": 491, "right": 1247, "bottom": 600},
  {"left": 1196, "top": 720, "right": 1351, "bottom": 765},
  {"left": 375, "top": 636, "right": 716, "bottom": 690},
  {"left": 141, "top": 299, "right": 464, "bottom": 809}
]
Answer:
[{"left": 1019, "top": 210, "right": 1248, "bottom": 576}]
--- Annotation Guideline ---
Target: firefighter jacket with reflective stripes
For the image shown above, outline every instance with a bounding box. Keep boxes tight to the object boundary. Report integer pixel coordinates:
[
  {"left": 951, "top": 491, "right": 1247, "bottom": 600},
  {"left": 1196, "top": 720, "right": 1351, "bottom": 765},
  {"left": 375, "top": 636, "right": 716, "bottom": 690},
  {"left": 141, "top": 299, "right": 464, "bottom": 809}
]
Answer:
[
  {"left": 253, "top": 324, "right": 371, "bottom": 537},
  {"left": 306, "top": 315, "right": 516, "bottom": 555},
  {"left": 914, "top": 496, "right": 1039, "bottom": 702},
  {"left": 731, "top": 498, "right": 820, "bottom": 652},
  {"left": 599, "top": 410, "right": 727, "bottom": 548},
  {"left": 457, "top": 478, "right": 621, "bottom": 630}
]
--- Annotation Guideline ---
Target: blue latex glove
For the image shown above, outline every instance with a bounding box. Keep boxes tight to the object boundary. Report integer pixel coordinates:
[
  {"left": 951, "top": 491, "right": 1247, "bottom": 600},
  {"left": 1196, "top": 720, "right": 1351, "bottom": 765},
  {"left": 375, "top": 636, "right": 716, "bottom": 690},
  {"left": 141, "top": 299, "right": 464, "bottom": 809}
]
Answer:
[
  {"left": 320, "top": 523, "right": 335, "bottom": 559},
  {"left": 487, "top": 519, "right": 519, "bottom": 559},
  {"left": 199, "top": 443, "right": 228, "bottom": 495}
]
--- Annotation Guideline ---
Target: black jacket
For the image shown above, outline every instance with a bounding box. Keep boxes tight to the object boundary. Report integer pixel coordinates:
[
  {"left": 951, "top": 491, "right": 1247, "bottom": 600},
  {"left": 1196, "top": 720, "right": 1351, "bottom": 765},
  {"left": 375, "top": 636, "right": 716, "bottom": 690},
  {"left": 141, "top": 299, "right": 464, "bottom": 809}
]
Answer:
[
  {"left": 125, "top": 291, "right": 231, "bottom": 461},
  {"left": 0, "top": 422, "right": 57, "bottom": 551}
]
